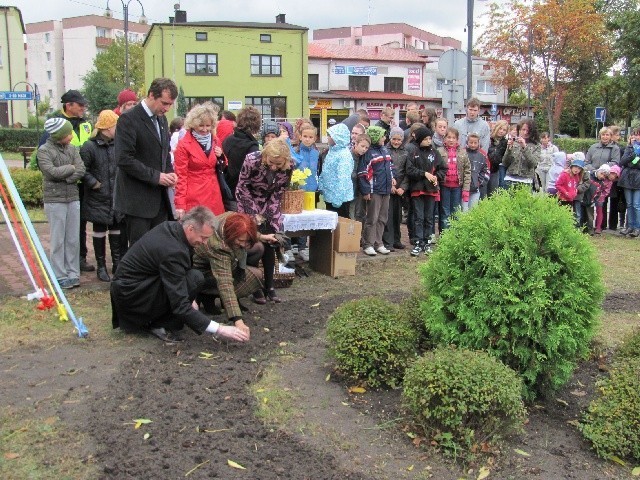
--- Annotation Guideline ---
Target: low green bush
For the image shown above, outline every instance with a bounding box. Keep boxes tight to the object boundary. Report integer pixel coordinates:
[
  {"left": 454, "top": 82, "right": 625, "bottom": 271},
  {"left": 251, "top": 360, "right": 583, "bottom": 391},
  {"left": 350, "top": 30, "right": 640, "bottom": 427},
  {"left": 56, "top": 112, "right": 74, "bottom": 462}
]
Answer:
[
  {"left": 0, "top": 128, "right": 40, "bottom": 152},
  {"left": 554, "top": 137, "right": 597, "bottom": 154},
  {"left": 326, "top": 297, "right": 419, "bottom": 388},
  {"left": 2, "top": 168, "right": 43, "bottom": 206},
  {"left": 403, "top": 346, "right": 527, "bottom": 460},
  {"left": 614, "top": 328, "right": 640, "bottom": 362},
  {"left": 398, "top": 289, "right": 433, "bottom": 351},
  {"left": 420, "top": 187, "right": 604, "bottom": 401},
  {"left": 579, "top": 357, "right": 640, "bottom": 461}
]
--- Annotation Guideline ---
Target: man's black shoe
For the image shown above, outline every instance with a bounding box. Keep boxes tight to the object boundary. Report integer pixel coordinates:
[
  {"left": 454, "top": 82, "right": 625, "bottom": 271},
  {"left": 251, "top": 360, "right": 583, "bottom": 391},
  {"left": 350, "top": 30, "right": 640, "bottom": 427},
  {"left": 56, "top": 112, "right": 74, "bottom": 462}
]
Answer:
[
  {"left": 80, "top": 258, "right": 95, "bottom": 272},
  {"left": 149, "top": 328, "right": 183, "bottom": 343}
]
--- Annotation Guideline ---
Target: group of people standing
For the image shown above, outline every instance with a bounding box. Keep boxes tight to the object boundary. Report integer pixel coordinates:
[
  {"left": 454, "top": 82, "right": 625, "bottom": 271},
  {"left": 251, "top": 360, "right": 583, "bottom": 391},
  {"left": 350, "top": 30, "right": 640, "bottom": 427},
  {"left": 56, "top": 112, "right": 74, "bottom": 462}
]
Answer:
[{"left": 37, "top": 81, "right": 640, "bottom": 345}]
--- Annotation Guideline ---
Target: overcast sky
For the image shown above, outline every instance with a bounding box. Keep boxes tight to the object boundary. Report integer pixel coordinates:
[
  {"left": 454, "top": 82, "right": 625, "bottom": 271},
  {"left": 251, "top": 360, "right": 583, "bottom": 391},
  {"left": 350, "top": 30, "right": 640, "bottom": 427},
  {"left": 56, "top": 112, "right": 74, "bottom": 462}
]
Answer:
[{"left": 12, "top": 0, "right": 492, "bottom": 46}]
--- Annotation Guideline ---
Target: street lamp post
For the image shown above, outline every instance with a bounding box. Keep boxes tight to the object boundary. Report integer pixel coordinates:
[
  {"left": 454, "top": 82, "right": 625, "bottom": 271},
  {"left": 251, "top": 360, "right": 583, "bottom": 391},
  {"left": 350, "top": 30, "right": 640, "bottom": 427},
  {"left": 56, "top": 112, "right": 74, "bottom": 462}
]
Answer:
[
  {"left": 12, "top": 81, "right": 39, "bottom": 138},
  {"left": 105, "top": 0, "right": 147, "bottom": 88}
]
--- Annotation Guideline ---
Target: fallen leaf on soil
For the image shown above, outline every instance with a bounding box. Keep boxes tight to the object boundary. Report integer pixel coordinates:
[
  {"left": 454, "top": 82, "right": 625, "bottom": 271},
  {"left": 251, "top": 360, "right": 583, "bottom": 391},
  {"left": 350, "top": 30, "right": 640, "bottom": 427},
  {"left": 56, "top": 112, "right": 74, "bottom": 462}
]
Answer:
[
  {"left": 279, "top": 342, "right": 287, "bottom": 347},
  {"left": 4, "top": 452, "right": 20, "bottom": 459},
  {"left": 143, "top": 433, "right": 150, "bottom": 440},
  {"left": 412, "top": 437, "right": 422, "bottom": 447},
  {"left": 133, "top": 418, "right": 152, "bottom": 429},
  {"left": 477, "top": 466, "right": 490, "bottom": 479},
  {"left": 566, "top": 420, "right": 580, "bottom": 427},
  {"left": 44, "top": 416, "right": 57, "bottom": 425},
  {"left": 325, "top": 374, "right": 330, "bottom": 381},
  {"left": 178, "top": 362, "right": 191, "bottom": 367},
  {"left": 341, "top": 402, "right": 349, "bottom": 406},
  {"left": 185, "top": 459, "right": 209, "bottom": 476},
  {"left": 310, "top": 303, "right": 320, "bottom": 307},
  {"left": 227, "top": 459, "right": 246, "bottom": 470},
  {"left": 250, "top": 358, "right": 257, "bottom": 362},
  {"left": 555, "top": 398, "right": 569, "bottom": 407},
  {"left": 203, "top": 428, "right": 230, "bottom": 433},
  {"left": 349, "top": 386, "right": 366, "bottom": 394},
  {"left": 62, "top": 368, "right": 79, "bottom": 375},
  {"left": 570, "top": 389, "right": 587, "bottom": 397},
  {"left": 407, "top": 464, "right": 414, "bottom": 471},
  {"left": 631, "top": 466, "right": 640, "bottom": 476},
  {"left": 263, "top": 327, "right": 270, "bottom": 332},
  {"left": 513, "top": 448, "right": 531, "bottom": 457},
  {"left": 256, "top": 388, "right": 265, "bottom": 393},
  {"left": 609, "top": 455, "right": 627, "bottom": 466},
  {"left": 198, "top": 352, "right": 215, "bottom": 359}
]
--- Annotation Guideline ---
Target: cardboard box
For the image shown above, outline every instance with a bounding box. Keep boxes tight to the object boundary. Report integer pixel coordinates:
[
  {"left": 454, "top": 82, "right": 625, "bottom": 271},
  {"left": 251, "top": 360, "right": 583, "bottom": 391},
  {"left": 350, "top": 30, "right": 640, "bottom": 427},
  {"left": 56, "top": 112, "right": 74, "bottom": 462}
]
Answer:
[
  {"left": 333, "top": 216, "right": 362, "bottom": 252},
  {"left": 309, "top": 230, "right": 357, "bottom": 278}
]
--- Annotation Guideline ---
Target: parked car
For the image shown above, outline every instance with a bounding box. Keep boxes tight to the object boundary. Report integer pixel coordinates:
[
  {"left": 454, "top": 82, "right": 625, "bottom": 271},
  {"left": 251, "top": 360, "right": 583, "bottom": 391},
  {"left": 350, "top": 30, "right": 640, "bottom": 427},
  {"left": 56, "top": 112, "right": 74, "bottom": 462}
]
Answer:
[{"left": 554, "top": 133, "right": 571, "bottom": 139}]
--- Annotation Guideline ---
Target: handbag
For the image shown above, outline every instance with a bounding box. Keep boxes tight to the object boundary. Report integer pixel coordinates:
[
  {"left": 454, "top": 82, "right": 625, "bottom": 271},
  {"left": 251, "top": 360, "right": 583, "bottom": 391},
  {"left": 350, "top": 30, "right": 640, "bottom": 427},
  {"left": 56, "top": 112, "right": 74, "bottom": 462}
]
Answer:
[{"left": 216, "top": 167, "right": 234, "bottom": 202}]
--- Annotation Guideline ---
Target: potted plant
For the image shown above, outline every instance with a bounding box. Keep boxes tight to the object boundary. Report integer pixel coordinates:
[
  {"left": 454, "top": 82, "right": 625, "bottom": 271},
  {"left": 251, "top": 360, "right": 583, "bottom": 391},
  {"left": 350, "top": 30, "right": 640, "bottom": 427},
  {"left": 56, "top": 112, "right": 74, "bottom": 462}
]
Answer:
[{"left": 281, "top": 168, "right": 311, "bottom": 214}]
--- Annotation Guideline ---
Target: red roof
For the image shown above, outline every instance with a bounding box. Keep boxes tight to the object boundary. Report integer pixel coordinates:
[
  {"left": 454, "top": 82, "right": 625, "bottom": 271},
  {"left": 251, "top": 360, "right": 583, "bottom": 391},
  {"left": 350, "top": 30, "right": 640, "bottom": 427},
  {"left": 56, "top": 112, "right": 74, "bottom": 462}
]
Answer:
[
  {"left": 330, "top": 90, "right": 434, "bottom": 101},
  {"left": 308, "top": 43, "right": 426, "bottom": 63}
]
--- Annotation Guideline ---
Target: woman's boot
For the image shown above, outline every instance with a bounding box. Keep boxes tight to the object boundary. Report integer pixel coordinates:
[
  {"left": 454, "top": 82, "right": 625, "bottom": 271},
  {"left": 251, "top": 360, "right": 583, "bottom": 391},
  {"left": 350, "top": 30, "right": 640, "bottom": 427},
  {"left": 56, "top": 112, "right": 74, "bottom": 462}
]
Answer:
[
  {"left": 93, "top": 237, "right": 111, "bottom": 282},
  {"left": 108, "top": 234, "right": 121, "bottom": 275}
]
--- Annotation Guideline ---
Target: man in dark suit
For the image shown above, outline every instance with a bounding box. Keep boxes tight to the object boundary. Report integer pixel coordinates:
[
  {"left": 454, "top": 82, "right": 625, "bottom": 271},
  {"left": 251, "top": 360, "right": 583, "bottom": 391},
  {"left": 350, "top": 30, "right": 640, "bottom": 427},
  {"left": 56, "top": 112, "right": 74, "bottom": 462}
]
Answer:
[
  {"left": 110, "top": 206, "right": 250, "bottom": 343},
  {"left": 114, "top": 78, "right": 178, "bottom": 247}
]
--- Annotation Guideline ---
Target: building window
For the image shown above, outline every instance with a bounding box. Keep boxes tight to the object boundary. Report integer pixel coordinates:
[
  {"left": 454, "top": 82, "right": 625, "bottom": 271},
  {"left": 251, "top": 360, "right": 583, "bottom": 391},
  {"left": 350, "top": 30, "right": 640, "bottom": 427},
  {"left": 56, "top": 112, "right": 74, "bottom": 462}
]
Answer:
[
  {"left": 245, "top": 96, "right": 287, "bottom": 120},
  {"left": 436, "top": 78, "right": 445, "bottom": 91},
  {"left": 260, "top": 34, "right": 271, "bottom": 43},
  {"left": 46, "top": 52, "right": 51, "bottom": 61},
  {"left": 96, "top": 27, "right": 107, "bottom": 38},
  {"left": 185, "top": 53, "right": 218, "bottom": 75},
  {"left": 250, "top": 55, "right": 281, "bottom": 76},
  {"left": 348, "top": 75, "right": 369, "bottom": 92},
  {"left": 47, "top": 71, "right": 52, "bottom": 80},
  {"left": 338, "top": 39, "right": 344, "bottom": 45},
  {"left": 48, "top": 89, "right": 53, "bottom": 98},
  {"left": 476, "top": 79, "right": 496, "bottom": 94},
  {"left": 308, "top": 74, "right": 319, "bottom": 91},
  {"left": 384, "top": 77, "right": 403, "bottom": 93},
  {"left": 183, "top": 96, "right": 224, "bottom": 111},
  {"left": 128, "top": 32, "right": 138, "bottom": 42},
  {"left": 195, "top": 32, "right": 207, "bottom": 41},
  {"left": 355, "top": 37, "right": 362, "bottom": 45}
]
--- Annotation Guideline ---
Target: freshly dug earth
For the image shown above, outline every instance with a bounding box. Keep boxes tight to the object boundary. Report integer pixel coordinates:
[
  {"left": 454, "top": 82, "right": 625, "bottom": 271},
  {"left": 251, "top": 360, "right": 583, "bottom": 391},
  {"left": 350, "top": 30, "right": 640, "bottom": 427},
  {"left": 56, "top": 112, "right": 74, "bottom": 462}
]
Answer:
[{"left": 1, "top": 257, "right": 638, "bottom": 479}]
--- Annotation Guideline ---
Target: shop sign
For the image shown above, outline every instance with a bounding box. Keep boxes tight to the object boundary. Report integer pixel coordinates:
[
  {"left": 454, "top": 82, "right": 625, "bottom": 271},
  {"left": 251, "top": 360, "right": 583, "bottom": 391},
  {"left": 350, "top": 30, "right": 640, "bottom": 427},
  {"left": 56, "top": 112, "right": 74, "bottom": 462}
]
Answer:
[
  {"left": 334, "top": 65, "right": 378, "bottom": 76},
  {"left": 315, "top": 99, "right": 332, "bottom": 109}
]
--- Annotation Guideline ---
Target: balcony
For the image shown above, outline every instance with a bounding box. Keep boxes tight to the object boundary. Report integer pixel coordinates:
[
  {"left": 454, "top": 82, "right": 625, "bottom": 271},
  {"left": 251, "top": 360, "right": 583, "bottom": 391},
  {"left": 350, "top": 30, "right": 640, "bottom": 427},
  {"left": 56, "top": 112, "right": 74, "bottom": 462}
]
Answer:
[{"left": 96, "top": 37, "right": 113, "bottom": 48}]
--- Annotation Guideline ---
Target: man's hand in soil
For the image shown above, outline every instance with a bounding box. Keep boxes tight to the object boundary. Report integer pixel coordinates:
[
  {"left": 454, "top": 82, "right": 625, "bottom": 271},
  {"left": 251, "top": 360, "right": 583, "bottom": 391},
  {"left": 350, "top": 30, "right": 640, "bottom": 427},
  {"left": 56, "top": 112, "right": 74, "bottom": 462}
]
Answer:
[
  {"left": 234, "top": 319, "right": 251, "bottom": 338},
  {"left": 216, "top": 324, "right": 249, "bottom": 342}
]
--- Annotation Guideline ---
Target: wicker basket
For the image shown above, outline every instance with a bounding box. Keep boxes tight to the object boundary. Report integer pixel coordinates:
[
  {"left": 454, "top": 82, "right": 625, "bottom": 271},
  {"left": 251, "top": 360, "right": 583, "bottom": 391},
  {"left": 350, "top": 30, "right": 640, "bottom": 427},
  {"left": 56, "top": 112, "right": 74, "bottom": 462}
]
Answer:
[{"left": 281, "top": 189, "right": 304, "bottom": 214}]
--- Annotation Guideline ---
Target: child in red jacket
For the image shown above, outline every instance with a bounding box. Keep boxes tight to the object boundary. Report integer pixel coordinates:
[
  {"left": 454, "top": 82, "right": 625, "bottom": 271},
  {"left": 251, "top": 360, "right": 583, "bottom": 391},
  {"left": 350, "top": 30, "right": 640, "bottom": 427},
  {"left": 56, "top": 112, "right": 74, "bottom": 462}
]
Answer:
[{"left": 556, "top": 158, "right": 585, "bottom": 224}]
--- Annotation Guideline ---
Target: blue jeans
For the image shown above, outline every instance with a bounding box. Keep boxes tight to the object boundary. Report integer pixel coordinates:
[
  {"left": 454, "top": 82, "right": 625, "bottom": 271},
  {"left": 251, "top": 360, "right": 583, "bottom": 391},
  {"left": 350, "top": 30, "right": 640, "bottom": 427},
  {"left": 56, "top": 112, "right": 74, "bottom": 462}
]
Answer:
[
  {"left": 624, "top": 188, "right": 640, "bottom": 229},
  {"left": 440, "top": 186, "right": 461, "bottom": 230}
]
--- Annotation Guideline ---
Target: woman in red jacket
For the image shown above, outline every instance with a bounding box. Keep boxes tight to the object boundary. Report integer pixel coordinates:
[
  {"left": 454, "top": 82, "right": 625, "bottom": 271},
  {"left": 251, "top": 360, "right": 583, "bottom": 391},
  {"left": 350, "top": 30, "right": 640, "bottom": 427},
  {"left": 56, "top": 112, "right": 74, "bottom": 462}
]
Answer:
[{"left": 174, "top": 102, "right": 225, "bottom": 218}]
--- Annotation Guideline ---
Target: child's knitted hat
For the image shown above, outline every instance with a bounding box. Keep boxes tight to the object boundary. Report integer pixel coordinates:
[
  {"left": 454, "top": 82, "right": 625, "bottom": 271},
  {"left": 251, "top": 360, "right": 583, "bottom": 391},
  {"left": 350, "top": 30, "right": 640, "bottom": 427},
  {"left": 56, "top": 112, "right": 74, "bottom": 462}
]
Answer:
[
  {"left": 414, "top": 126, "right": 434, "bottom": 145},
  {"left": 45, "top": 118, "right": 73, "bottom": 142},
  {"left": 366, "top": 125, "right": 386, "bottom": 144}
]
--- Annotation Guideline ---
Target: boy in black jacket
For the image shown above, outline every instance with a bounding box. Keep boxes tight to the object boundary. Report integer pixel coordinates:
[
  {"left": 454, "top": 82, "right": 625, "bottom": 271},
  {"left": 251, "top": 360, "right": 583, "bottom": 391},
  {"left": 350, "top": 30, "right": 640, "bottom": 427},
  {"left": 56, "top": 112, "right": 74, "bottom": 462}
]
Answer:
[{"left": 405, "top": 127, "right": 447, "bottom": 256}]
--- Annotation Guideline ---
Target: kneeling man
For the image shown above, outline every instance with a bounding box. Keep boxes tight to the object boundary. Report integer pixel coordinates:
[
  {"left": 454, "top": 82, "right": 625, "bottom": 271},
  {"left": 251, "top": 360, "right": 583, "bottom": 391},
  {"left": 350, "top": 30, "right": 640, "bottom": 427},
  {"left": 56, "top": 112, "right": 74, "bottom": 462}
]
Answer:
[{"left": 110, "top": 206, "right": 249, "bottom": 343}]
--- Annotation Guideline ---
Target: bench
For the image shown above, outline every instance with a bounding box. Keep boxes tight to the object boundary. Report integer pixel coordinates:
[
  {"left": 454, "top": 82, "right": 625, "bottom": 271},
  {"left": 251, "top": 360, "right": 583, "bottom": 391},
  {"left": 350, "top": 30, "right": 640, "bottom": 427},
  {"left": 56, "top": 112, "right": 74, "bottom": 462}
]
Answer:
[{"left": 18, "top": 146, "right": 36, "bottom": 169}]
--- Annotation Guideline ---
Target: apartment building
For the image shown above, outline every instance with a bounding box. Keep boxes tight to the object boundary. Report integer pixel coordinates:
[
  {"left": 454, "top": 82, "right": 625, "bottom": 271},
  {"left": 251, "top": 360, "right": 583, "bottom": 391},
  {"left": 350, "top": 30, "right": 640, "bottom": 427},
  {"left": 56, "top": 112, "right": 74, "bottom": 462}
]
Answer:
[{"left": 26, "top": 15, "right": 149, "bottom": 111}]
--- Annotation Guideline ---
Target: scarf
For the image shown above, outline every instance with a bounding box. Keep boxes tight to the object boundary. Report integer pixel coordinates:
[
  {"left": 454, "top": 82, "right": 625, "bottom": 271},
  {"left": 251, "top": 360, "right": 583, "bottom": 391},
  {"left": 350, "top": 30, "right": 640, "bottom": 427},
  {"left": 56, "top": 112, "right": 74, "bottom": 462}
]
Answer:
[{"left": 192, "top": 130, "right": 212, "bottom": 153}]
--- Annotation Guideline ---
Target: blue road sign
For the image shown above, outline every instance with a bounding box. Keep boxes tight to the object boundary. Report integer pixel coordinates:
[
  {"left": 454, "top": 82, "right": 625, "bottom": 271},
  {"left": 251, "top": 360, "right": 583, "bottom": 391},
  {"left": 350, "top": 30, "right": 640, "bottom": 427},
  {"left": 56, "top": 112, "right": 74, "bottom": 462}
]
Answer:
[
  {"left": 0, "top": 91, "right": 33, "bottom": 101},
  {"left": 490, "top": 103, "right": 498, "bottom": 115},
  {"left": 595, "top": 107, "right": 606, "bottom": 122}
]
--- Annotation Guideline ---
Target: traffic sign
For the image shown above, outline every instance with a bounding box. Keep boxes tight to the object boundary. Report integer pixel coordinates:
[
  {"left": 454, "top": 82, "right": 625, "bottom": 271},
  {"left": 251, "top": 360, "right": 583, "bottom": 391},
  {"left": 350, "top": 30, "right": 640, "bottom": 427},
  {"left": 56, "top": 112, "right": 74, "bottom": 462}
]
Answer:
[
  {"left": 490, "top": 103, "right": 498, "bottom": 115},
  {"left": 438, "top": 49, "right": 467, "bottom": 82},
  {"left": 0, "top": 91, "right": 33, "bottom": 101},
  {"left": 595, "top": 107, "right": 606, "bottom": 122}
]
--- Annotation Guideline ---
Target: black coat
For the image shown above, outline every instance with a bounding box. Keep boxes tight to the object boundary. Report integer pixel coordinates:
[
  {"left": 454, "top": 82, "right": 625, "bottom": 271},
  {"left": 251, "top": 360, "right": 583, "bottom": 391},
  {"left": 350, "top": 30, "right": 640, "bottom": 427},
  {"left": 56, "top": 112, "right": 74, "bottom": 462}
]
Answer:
[
  {"left": 488, "top": 137, "right": 507, "bottom": 173},
  {"left": 405, "top": 146, "right": 446, "bottom": 194},
  {"left": 110, "top": 221, "right": 210, "bottom": 333},
  {"left": 222, "top": 128, "right": 259, "bottom": 195},
  {"left": 619, "top": 145, "right": 640, "bottom": 190},
  {"left": 80, "top": 135, "right": 120, "bottom": 225},
  {"left": 113, "top": 102, "right": 173, "bottom": 219}
]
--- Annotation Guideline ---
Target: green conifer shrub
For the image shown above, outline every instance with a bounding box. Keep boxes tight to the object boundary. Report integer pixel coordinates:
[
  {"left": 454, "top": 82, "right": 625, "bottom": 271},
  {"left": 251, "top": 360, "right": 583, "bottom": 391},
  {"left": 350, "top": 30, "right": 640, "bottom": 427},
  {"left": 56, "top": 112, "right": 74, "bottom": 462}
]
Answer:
[
  {"left": 402, "top": 346, "right": 527, "bottom": 459},
  {"left": 579, "top": 357, "right": 640, "bottom": 461},
  {"left": 326, "top": 297, "right": 419, "bottom": 388},
  {"left": 420, "top": 187, "right": 604, "bottom": 401}
]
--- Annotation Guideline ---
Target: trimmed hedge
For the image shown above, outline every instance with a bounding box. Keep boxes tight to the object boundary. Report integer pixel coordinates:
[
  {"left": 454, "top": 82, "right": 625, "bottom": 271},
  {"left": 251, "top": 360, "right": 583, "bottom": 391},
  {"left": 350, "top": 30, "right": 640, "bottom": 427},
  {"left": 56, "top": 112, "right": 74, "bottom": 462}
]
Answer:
[
  {"left": 326, "top": 297, "right": 419, "bottom": 388},
  {"left": 579, "top": 357, "right": 640, "bottom": 461},
  {"left": 554, "top": 137, "right": 597, "bottom": 154},
  {"left": 403, "top": 347, "right": 527, "bottom": 460},
  {"left": 420, "top": 187, "right": 604, "bottom": 401},
  {"left": 0, "top": 168, "right": 43, "bottom": 206},
  {"left": 0, "top": 128, "right": 41, "bottom": 152}
]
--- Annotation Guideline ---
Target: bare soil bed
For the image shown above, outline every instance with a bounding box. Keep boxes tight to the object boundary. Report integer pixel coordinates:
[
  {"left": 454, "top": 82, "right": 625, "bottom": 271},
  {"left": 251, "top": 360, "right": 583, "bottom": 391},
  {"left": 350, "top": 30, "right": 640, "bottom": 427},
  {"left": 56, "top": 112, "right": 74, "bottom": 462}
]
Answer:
[{"left": 1, "top": 260, "right": 638, "bottom": 479}]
